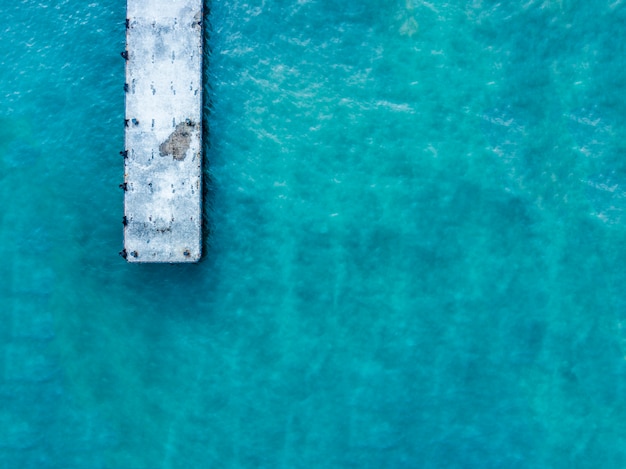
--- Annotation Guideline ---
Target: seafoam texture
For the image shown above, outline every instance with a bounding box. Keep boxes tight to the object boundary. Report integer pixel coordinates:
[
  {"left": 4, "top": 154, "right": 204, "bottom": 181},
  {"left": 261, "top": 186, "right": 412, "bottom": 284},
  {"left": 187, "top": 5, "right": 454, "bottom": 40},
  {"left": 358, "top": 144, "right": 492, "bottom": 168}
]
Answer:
[{"left": 1, "top": 0, "right": 626, "bottom": 468}]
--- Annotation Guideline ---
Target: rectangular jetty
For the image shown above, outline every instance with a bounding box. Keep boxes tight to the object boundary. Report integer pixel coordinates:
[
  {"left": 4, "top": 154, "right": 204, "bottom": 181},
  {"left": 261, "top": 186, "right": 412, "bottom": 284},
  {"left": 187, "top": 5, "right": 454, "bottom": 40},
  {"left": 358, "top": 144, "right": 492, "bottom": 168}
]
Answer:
[{"left": 123, "top": 0, "right": 203, "bottom": 263}]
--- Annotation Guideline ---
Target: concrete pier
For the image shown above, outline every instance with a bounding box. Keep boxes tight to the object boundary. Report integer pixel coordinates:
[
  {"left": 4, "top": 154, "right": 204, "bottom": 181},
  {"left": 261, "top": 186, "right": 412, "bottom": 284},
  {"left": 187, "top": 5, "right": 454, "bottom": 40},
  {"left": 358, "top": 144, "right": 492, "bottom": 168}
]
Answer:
[{"left": 123, "top": 0, "right": 203, "bottom": 263}]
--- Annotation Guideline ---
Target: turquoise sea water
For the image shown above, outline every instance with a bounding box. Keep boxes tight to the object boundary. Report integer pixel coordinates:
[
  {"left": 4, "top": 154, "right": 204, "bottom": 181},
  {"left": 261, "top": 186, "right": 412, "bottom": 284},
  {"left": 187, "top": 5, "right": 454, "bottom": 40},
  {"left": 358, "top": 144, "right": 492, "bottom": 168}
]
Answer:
[{"left": 2, "top": 0, "right": 626, "bottom": 467}]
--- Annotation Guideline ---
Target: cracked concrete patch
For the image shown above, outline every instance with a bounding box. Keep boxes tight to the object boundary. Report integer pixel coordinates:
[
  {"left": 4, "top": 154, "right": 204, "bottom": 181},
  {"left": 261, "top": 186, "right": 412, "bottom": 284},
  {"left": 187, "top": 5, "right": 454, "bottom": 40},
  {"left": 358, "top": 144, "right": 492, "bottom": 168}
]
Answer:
[{"left": 159, "top": 121, "right": 196, "bottom": 160}]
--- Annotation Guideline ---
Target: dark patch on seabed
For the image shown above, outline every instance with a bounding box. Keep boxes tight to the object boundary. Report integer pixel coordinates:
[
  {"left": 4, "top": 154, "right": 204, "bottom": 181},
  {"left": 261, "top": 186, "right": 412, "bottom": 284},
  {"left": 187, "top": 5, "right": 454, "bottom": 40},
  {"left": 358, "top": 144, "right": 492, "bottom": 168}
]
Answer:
[{"left": 159, "top": 121, "right": 196, "bottom": 160}]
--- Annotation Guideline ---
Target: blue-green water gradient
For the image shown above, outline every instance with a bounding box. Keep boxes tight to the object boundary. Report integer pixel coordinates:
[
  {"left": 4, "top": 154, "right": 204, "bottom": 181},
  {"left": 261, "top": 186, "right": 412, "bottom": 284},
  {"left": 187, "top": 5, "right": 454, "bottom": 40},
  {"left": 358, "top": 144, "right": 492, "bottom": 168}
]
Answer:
[{"left": 2, "top": 0, "right": 626, "bottom": 467}]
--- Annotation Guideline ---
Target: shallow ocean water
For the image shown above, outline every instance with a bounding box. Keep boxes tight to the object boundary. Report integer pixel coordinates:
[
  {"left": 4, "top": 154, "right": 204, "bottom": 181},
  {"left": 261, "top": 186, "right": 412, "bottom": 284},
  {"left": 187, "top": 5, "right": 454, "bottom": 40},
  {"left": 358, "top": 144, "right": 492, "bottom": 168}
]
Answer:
[{"left": 2, "top": 0, "right": 626, "bottom": 467}]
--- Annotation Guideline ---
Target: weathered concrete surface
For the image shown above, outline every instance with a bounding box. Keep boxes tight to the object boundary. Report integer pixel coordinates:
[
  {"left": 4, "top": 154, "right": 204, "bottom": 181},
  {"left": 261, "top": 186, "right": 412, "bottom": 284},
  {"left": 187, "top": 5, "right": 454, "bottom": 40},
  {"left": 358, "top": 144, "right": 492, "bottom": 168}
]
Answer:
[{"left": 123, "top": 0, "right": 203, "bottom": 263}]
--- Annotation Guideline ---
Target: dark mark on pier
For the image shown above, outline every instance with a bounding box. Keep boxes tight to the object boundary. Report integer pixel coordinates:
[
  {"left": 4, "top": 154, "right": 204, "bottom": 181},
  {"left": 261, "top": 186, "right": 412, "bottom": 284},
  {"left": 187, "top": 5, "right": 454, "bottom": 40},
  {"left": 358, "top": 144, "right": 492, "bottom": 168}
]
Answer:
[
  {"left": 156, "top": 225, "right": 172, "bottom": 233},
  {"left": 159, "top": 121, "right": 195, "bottom": 160},
  {"left": 193, "top": 11, "right": 202, "bottom": 28}
]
